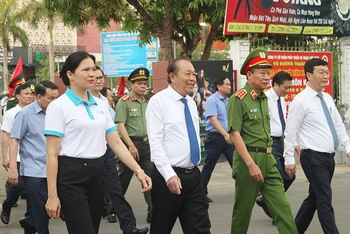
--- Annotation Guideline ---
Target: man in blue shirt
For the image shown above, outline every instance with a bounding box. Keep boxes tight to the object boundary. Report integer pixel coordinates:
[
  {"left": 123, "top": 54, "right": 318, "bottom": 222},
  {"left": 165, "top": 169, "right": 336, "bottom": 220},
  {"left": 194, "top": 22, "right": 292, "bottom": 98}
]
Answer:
[
  {"left": 202, "top": 77, "right": 235, "bottom": 202},
  {"left": 7, "top": 80, "right": 59, "bottom": 234}
]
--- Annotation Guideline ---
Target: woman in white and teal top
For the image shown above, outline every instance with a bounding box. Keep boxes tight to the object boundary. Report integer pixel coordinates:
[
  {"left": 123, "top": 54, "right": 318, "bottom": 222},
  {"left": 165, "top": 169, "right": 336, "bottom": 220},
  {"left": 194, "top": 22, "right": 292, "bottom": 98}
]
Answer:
[{"left": 44, "top": 51, "right": 152, "bottom": 234}]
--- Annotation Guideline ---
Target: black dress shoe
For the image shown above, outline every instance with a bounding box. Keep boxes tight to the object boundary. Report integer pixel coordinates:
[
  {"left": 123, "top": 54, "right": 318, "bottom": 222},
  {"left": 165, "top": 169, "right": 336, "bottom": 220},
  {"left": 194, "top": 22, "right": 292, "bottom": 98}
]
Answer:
[
  {"left": 107, "top": 213, "right": 117, "bottom": 223},
  {"left": 12, "top": 202, "right": 18, "bottom": 208},
  {"left": 207, "top": 196, "right": 213, "bottom": 203},
  {"left": 1, "top": 210, "right": 10, "bottom": 224},
  {"left": 19, "top": 217, "right": 36, "bottom": 234},
  {"left": 146, "top": 213, "right": 152, "bottom": 223},
  {"left": 124, "top": 227, "right": 149, "bottom": 234},
  {"left": 255, "top": 196, "right": 272, "bottom": 218}
]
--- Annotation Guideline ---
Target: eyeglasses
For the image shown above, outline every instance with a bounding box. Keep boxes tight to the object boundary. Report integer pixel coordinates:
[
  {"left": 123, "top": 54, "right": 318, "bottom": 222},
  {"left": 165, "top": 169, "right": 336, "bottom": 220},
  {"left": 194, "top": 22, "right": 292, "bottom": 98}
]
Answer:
[
  {"left": 313, "top": 71, "right": 331, "bottom": 77},
  {"left": 95, "top": 76, "right": 104, "bottom": 81}
]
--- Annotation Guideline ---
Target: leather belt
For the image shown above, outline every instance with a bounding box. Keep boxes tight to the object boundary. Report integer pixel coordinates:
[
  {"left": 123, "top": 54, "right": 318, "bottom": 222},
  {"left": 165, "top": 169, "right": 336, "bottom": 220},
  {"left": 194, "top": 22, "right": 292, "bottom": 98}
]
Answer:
[
  {"left": 130, "top": 136, "right": 148, "bottom": 142},
  {"left": 207, "top": 132, "right": 222, "bottom": 136},
  {"left": 246, "top": 146, "right": 272, "bottom": 154},
  {"left": 173, "top": 166, "right": 197, "bottom": 174},
  {"left": 303, "top": 149, "right": 335, "bottom": 158},
  {"left": 271, "top": 136, "right": 284, "bottom": 140}
]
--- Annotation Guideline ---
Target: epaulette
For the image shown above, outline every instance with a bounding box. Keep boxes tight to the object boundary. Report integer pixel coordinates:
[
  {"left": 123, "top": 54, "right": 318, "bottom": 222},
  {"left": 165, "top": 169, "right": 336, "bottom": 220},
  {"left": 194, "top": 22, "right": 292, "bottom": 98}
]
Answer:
[
  {"left": 122, "top": 95, "right": 130, "bottom": 101},
  {"left": 250, "top": 90, "right": 258, "bottom": 99},
  {"left": 235, "top": 89, "right": 247, "bottom": 99},
  {"left": 9, "top": 97, "right": 15, "bottom": 101}
]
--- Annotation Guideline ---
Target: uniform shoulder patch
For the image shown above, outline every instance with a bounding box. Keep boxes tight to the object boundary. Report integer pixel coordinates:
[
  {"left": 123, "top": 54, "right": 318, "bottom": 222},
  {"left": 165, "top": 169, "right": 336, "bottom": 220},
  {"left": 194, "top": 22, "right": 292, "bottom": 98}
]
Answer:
[
  {"left": 122, "top": 95, "right": 130, "bottom": 101},
  {"left": 235, "top": 89, "right": 247, "bottom": 99}
]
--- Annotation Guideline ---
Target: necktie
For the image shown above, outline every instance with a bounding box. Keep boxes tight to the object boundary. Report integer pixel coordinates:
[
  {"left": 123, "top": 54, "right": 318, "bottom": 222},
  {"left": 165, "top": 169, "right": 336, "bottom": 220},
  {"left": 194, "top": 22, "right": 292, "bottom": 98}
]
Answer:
[
  {"left": 277, "top": 98, "right": 286, "bottom": 134},
  {"left": 317, "top": 93, "right": 339, "bottom": 150},
  {"left": 180, "top": 98, "right": 200, "bottom": 165}
]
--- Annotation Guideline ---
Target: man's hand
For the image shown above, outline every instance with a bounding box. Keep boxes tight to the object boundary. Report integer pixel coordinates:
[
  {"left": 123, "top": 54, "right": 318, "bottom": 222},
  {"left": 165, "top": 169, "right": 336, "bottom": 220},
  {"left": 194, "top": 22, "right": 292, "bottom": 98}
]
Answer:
[
  {"left": 46, "top": 196, "right": 61, "bottom": 219},
  {"left": 166, "top": 175, "right": 182, "bottom": 195},
  {"left": 135, "top": 170, "right": 152, "bottom": 193},
  {"left": 224, "top": 133, "right": 231, "bottom": 144},
  {"left": 7, "top": 167, "right": 18, "bottom": 185},
  {"left": 128, "top": 145, "right": 139, "bottom": 161},
  {"left": 347, "top": 152, "right": 350, "bottom": 159},
  {"left": 2, "top": 157, "right": 9, "bottom": 171},
  {"left": 285, "top": 164, "right": 296, "bottom": 179},
  {"left": 247, "top": 163, "right": 264, "bottom": 183},
  {"left": 295, "top": 145, "right": 301, "bottom": 158}
]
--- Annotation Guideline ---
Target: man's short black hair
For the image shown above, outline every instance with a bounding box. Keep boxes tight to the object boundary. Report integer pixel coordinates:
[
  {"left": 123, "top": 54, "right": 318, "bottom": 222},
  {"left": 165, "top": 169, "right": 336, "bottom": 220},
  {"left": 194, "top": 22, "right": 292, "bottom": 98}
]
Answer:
[
  {"left": 35, "top": 80, "right": 59, "bottom": 96},
  {"left": 15, "top": 83, "right": 30, "bottom": 96},
  {"left": 272, "top": 71, "right": 293, "bottom": 87},
  {"left": 213, "top": 77, "right": 229, "bottom": 92},
  {"left": 304, "top": 58, "right": 328, "bottom": 81}
]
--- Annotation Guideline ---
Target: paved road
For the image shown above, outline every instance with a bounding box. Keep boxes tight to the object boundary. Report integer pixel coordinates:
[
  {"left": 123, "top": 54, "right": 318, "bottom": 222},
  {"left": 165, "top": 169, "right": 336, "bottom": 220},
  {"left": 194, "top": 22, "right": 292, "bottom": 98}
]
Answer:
[{"left": 1, "top": 162, "right": 350, "bottom": 234}]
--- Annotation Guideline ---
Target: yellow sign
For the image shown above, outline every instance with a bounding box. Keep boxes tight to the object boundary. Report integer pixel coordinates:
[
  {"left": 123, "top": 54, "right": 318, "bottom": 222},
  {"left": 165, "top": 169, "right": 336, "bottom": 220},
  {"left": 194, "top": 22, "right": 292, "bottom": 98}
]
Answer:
[
  {"left": 303, "top": 26, "right": 333, "bottom": 35},
  {"left": 227, "top": 23, "right": 265, "bottom": 33},
  {"left": 268, "top": 25, "right": 303, "bottom": 34}
]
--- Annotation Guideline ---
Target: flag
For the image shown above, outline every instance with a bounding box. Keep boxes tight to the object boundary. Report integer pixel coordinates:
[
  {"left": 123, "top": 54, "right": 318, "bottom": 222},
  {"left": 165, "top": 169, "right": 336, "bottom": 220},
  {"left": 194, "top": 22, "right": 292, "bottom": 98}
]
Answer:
[
  {"left": 8, "top": 56, "right": 25, "bottom": 97},
  {"left": 117, "top": 76, "right": 126, "bottom": 96}
]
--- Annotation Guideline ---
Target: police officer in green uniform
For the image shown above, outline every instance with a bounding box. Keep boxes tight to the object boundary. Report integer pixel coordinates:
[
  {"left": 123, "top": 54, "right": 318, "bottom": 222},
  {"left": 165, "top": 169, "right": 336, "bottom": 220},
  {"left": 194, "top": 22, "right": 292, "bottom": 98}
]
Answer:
[
  {"left": 227, "top": 48, "right": 297, "bottom": 234},
  {"left": 115, "top": 68, "right": 153, "bottom": 223}
]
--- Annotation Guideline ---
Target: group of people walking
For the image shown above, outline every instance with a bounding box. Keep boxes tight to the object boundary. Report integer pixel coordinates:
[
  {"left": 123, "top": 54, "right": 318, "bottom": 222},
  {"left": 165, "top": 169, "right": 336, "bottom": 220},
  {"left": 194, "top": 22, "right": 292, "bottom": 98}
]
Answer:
[{"left": 1, "top": 48, "right": 349, "bottom": 234}]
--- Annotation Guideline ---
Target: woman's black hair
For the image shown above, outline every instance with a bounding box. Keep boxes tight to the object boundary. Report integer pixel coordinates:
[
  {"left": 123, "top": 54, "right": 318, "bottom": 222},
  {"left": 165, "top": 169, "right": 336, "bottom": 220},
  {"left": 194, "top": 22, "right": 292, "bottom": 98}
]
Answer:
[{"left": 59, "top": 51, "right": 96, "bottom": 86}]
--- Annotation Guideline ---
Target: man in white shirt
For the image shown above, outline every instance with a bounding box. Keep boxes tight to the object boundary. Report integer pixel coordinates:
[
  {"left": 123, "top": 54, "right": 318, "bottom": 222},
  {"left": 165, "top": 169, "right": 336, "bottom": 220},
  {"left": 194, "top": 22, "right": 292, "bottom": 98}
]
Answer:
[
  {"left": 256, "top": 71, "right": 295, "bottom": 220},
  {"left": 1, "top": 83, "right": 33, "bottom": 225},
  {"left": 146, "top": 58, "right": 211, "bottom": 234},
  {"left": 284, "top": 58, "right": 350, "bottom": 234}
]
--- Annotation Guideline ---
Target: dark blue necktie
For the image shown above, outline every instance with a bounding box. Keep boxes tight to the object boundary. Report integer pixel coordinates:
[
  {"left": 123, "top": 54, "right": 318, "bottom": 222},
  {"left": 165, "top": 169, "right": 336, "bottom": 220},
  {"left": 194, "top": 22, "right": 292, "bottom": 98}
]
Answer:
[
  {"left": 277, "top": 98, "right": 286, "bottom": 134},
  {"left": 180, "top": 98, "right": 200, "bottom": 165},
  {"left": 317, "top": 93, "right": 339, "bottom": 150}
]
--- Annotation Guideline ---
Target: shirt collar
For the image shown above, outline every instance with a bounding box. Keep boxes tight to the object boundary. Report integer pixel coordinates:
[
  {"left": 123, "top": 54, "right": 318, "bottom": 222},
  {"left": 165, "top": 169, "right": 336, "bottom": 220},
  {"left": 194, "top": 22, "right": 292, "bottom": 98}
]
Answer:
[
  {"left": 168, "top": 85, "right": 190, "bottom": 101},
  {"left": 33, "top": 100, "right": 44, "bottom": 114},
  {"left": 214, "top": 91, "right": 228, "bottom": 102},
  {"left": 305, "top": 84, "right": 319, "bottom": 97},
  {"left": 269, "top": 88, "right": 280, "bottom": 101},
  {"left": 65, "top": 88, "right": 98, "bottom": 106}
]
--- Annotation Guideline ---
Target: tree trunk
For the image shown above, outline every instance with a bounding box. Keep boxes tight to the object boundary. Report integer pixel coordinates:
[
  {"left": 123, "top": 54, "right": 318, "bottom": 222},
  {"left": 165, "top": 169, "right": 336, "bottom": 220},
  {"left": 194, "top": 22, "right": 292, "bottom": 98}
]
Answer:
[
  {"left": 48, "top": 18, "right": 55, "bottom": 82},
  {"left": 201, "top": 25, "right": 219, "bottom": 61},
  {"left": 3, "top": 46, "right": 8, "bottom": 91},
  {"left": 159, "top": 36, "right": 174, "bottom": 61}
]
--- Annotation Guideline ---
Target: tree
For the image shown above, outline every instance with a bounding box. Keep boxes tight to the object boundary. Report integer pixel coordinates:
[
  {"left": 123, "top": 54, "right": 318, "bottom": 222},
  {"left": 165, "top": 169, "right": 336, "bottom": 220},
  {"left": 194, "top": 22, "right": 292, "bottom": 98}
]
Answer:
[
  {"left": 53, "top": 0, "right": 226, "bottom": 61},
  {"left": 0, "top": 0, "right": 29, "bottom": 91},
  {"left": 24, "top": 0, "right": 59, "bottom": 82}
]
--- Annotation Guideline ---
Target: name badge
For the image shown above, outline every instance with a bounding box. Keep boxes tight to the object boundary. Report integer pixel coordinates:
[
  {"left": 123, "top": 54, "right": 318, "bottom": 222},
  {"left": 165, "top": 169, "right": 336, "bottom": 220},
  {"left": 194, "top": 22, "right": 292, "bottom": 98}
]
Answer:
[{"left": 249, "top": 108, "right": 258, "bottom": 113}]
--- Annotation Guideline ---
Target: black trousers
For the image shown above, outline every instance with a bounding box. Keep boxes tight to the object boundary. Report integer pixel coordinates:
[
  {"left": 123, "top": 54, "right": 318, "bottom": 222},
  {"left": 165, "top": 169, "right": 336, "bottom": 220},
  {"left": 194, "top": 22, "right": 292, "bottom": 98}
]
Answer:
[
  {"left": 103, "top": 145, "right": 137, "bottom": 232},
  {"left": 271, "top": 137, "right": 295, "bottom": 191},
  {"left": 202, "top": 133, "right": 234, "bottom": 194},
  {"left": 57, "top": 156, "right": 105, "bottom": 234},
  {"left": 2, "top": 162, "right": 30, "bottom": 217},
  {"left": 118, "top": 140, "right": 153, "bottom": 216},
  {"left": 295, "top": 149, "right": 339, "bottom": 234},
  {"left": 23, "top": 177, "right": 50, "bottom": 234},
  {"left": 150, "top": 165, "right": 211, "bottom": 234}
]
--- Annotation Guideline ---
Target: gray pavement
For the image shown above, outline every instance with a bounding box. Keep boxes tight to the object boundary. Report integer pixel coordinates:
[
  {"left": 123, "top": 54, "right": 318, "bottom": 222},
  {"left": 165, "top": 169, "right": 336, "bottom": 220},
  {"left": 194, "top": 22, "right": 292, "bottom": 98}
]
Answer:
[{"left": 1, "top": 162, "right": 350, "bottom": 234}]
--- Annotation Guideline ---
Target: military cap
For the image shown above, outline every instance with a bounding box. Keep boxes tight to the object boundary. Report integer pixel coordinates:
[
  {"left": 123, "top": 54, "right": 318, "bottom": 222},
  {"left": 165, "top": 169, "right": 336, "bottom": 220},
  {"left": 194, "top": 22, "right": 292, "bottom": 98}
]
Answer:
[
  {"left": 26, "top": 79, "right": 36, "bottom": 93},
  {"left": 240, "top": 48, "right": 273, "bottom": 75},
  {"left": 8, "top": 76, "right": 26, "bottom": 98},
  {"left": 128, "top": 68, "right": 149, "bottom": 82}
]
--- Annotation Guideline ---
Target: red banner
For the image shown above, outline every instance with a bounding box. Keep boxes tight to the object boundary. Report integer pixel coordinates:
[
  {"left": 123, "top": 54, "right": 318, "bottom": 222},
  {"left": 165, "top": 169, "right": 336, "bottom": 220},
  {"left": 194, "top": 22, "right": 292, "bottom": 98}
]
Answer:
[
  {"left": 266, "top": 51, "right": 332, "bottom": 106},
  {"left": 224, "top": 0, "right": 350, "bottom": 36}
]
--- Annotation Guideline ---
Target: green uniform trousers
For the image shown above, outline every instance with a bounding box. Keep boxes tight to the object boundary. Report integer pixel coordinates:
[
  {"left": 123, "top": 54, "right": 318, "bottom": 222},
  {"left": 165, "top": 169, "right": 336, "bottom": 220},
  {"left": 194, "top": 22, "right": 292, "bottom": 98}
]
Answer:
[{"left": 231, "top": 150, "right": 297, "bottom": 234}]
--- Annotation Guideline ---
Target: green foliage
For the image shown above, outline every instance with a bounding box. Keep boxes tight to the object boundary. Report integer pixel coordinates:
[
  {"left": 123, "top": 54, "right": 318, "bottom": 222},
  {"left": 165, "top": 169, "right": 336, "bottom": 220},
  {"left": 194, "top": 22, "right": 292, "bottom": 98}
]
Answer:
[
  {"left": 0, "top": 0, "right": 29, "bottom": 48},
  {"left": 191, "top": 43, "right": 230, "bottom": 61},
  {"left": 37, "top": 57, "right": 57, "bottom": 81}
]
